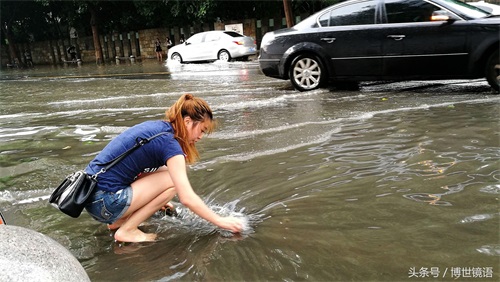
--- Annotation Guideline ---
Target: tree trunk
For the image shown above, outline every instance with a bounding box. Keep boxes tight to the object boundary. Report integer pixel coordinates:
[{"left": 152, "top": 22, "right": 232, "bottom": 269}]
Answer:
[
  {"left": 89, "top": 6, "right": 104, "bottom": 65},
  {"left": 48, "top": 40, "right": 56, "bottom": 65},
  {"left": 1, "top": 23, "right": 25, "bottom": 68},
  {"left": 283, "top": 0, "right": 294, "bottom": 28}
]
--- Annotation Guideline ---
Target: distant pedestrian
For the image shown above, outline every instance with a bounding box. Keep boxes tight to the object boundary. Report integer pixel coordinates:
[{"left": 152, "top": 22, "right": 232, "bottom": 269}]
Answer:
[
  {"left": 155, "top": 38, "right": 163, "bottom": 61},
  {"left": 67, "top": 46, "right": 77, "bottom": 62},
  {"left": 166, "top": 37, "right": 173, "bottom": 49},
  {"left": 179, "top": 34, "right": 185, "bottom": 44},
  {"left": 24, "top": 49, "right": 33, "bottom": 67}
]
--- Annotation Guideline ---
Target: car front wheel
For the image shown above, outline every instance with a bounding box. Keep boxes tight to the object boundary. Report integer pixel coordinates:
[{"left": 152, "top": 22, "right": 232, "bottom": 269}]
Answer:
[
  {"left": 171, "top": 53, "right": 183, "bottom": 63},
  {"left": 485, "top": 49, "right": 499, "bottom": 93},
  {"left": 218, "top": 50, "right": 231, "bottom": 62},
  {"left": 289, "top": 54, "right": 325, "bottom": 91}
]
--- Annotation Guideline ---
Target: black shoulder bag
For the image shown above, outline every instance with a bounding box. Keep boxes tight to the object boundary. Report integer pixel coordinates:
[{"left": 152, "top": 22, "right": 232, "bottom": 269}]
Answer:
[{"left": 49, "top": 132, "right": 169, "bottom": 218}]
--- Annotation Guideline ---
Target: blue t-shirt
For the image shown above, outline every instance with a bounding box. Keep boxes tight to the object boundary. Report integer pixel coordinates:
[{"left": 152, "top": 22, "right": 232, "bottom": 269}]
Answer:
[{"left": 85, "top": 120, "right": 185, "bottom": 192}]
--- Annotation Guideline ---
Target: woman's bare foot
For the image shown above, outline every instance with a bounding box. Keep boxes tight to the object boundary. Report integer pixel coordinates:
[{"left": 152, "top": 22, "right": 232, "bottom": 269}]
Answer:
[{"left": 114, "top": 227, "right": 157, "bottom": 243}]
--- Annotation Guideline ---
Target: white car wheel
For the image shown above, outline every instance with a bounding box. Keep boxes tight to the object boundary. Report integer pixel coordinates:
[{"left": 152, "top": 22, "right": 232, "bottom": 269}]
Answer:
[
  {"left": 171, "top": 53, "right": 182, "bottom": 63},
  {"left": 289, "top": 54, "right": 325, "bottom": 91},
  {"left": 218, "top": 50, "right": 231, "bottom": 62}
]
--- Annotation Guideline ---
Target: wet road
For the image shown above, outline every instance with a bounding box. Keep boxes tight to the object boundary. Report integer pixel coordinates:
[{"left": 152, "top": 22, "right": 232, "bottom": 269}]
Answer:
[{"left": 0, "top": 59, "right": 499, "bottom": 281}]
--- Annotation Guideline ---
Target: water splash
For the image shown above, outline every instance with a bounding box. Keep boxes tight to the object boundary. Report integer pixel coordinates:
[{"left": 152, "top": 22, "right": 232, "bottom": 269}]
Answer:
[{"left": 154, "top": 200, "right": 260, "bottom": 238}]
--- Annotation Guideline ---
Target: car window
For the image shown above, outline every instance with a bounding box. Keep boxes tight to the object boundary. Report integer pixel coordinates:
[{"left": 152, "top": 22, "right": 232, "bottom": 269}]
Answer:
[
  {"left": 318, "top": 12, "right": 330, "bottom": 26},
  {"left": 224, "top": 31, "right": 244, "bottom": 37},
  {"left": 187, "top": 33, "right": 204, "bottom": 44},
  {"left": 384, "top": 0, "right": 449, "bottom": 23},
  {"left": 319, "top": 0, "right": 378, "bottom": 27},
  {"left": 205, "top": 32, "right": 221, "bottom": 42}
]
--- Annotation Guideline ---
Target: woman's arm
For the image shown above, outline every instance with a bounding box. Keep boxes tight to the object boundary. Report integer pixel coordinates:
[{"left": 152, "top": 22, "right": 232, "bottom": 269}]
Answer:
[{"left": 167, "top": 155, "right": 243, "bottom": 233}]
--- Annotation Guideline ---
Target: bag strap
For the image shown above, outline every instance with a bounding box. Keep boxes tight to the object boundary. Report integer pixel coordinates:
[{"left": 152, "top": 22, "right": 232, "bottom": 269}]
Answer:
[{"left": 92, "top": 132, "right": 170, "bottom": 179}]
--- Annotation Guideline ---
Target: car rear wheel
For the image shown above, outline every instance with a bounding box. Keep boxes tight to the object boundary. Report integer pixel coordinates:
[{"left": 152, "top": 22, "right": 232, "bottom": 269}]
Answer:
[
  {"left": 485, "top": 49, "right": 499, "bottom": 93},
  {"left": 289, "top": 54, "right": 325, "bottom": 91},
  {"left": 218, "top": 50, "right": 231, "bottom": 62},
  {"left": 171, "top": 53, "right": 183, "bottom": 63}
]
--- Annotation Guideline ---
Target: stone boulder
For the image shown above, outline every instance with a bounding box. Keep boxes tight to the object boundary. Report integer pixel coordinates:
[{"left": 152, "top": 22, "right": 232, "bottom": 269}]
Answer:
[{"left": 0, "top": 225, "right": 90, "bottom": 282}]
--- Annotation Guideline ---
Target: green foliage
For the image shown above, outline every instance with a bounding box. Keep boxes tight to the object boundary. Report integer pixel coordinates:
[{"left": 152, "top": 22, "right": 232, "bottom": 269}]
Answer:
[{"left": 1, "top": 0, "right": 339, "bottom": 44}]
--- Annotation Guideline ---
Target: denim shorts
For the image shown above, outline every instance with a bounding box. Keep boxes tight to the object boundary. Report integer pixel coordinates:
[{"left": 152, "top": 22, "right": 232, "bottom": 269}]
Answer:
[{"left": 85, "top": 187, "right": 132, "bottom": 224}]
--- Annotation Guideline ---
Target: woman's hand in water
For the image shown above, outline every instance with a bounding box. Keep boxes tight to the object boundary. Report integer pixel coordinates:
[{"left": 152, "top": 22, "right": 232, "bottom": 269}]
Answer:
[{"left": 216, "top": 216, "right": 244, "bottom": 233}]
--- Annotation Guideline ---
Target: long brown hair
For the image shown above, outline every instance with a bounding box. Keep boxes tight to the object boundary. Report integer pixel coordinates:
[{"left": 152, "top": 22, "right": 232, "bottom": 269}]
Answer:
[{"left": 165, "top": 94, "right": 214, "bottom": 164}]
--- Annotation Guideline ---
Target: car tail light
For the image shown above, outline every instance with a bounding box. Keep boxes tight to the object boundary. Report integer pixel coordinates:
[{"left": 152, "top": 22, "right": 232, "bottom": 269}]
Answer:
[{"left": 233, "top": 41, "right": 244, "bottom": 45}]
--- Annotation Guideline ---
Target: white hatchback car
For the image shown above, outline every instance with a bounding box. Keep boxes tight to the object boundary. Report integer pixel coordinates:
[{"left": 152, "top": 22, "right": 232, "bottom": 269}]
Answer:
[{"left": 167, "top": 30, "right": 257, "bottom": 63}]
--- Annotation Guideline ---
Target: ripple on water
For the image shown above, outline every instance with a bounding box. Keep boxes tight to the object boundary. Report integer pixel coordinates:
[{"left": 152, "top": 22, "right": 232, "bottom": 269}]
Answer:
[
  {"left": 460, "top": 213, "right": 499, "bottom": 224},
  {"left": 479, "top": 184, "right": 500, "bottom": 195},
  {"left": 402, "top": 193, "right": 452, "bottom": 206},
  {"left": 476, "top": 245, "right": 500, "bottom": 256}
]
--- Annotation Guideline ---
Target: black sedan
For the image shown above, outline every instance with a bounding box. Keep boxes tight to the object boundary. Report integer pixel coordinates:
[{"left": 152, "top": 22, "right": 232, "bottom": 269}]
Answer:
[{"left": 258, "top": 0, "right": 500, "bottom": 92}]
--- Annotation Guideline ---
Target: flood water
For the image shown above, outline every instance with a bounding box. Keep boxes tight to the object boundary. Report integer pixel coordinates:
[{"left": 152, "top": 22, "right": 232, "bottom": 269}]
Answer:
[{"left": 0, "top": 60, "right": 499, "bottom": 281}]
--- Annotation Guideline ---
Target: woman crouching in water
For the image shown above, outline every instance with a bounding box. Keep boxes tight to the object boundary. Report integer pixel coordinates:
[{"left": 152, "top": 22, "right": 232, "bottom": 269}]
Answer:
[{"left": 84, "top": 94, "right": 243, "bottom": 242}]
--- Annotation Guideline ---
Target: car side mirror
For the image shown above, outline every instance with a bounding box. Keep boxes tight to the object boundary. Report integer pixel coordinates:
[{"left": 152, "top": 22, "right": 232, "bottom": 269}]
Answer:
[
  {"left": 431, "top": 10, "right": 455, "bottom": 23},
  {"left": 185, "top": 41, "right": 190, "bottom": 45}
]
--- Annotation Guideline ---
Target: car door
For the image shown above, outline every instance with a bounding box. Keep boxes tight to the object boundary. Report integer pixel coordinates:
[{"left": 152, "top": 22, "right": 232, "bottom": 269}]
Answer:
[
  {"left": 182, "top": 33, "right": 206, "bottom": 61},
  {"left": 315, "top": 0, "right": 384, "bottom": 77},
  {"left": 203, "top": 32, "right": 223, "bottom": 60},
  {"left": 381, "top": 0, "right": 468, "bottom": 77}
]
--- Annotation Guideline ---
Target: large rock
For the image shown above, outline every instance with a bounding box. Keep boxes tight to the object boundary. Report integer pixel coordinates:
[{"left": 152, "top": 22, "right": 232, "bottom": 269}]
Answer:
[{"left": 0, "top": 225, "right": 90, "bottom": 282}]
